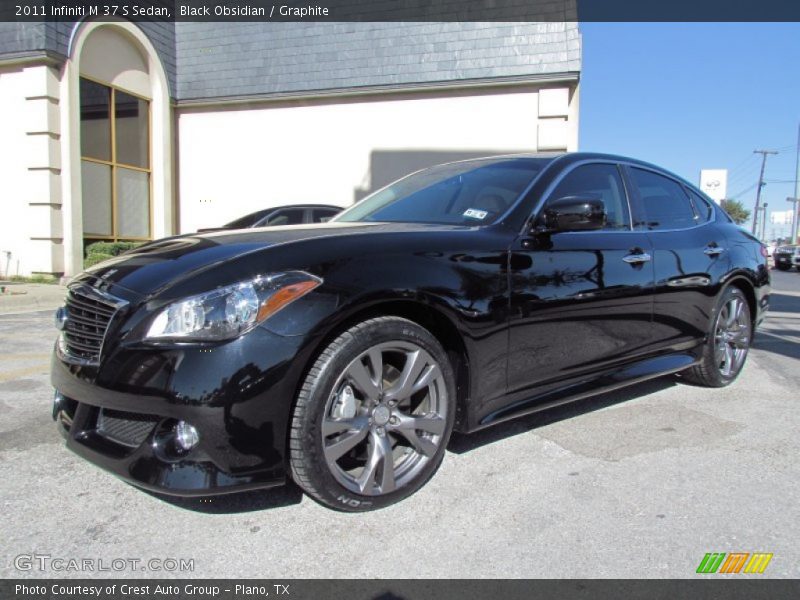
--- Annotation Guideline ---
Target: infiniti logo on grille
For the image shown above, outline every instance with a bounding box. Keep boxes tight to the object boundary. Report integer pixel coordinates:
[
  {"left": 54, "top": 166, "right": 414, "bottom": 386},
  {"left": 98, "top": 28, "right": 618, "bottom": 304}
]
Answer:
[{"left": 54, "top": 306, "right": 68, "bottom": 331}]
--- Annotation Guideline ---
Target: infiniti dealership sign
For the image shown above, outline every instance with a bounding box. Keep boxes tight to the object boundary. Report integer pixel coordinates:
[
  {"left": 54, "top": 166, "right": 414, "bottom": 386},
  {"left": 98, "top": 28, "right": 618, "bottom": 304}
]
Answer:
[{"left": 700, "top": 169, "right": 728, "bottom": 203}]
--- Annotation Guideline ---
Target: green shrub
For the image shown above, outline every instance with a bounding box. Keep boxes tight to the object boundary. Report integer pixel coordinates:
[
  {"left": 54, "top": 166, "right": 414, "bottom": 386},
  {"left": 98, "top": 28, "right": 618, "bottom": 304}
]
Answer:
[
  {"left": 8, "top": 274, "right": 58, "bottom": 284},
  {"left": 84, "top": 253, "right": 115, "bottom": 268},
  {"left": 85, "top": 241, "right": 142, "bottom": 257}
]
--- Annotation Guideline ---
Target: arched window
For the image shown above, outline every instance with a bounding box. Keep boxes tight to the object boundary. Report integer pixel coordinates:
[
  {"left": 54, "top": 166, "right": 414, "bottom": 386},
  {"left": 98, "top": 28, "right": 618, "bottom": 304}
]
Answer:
[{"left": 62, "top": 20, "right": 172, "bottom": 275}]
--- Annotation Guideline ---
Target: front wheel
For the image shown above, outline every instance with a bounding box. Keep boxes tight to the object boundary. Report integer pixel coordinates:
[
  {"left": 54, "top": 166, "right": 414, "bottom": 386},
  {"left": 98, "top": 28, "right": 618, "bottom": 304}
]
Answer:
[
  {"left": 288, "top": 317, "right": 456, "bottom": 511},
  {"left": 681, "top": 286, "right": 752, "bottom": 387}
]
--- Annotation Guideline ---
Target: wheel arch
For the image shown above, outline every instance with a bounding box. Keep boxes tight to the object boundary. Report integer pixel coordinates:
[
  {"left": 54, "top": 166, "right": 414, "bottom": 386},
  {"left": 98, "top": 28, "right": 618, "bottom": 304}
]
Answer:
[
  {"left": 720, "top": 272, "right": 757, "bottom": 331},
  {"left": 295, "top": 298, "right": 473, "bottom": 434}
]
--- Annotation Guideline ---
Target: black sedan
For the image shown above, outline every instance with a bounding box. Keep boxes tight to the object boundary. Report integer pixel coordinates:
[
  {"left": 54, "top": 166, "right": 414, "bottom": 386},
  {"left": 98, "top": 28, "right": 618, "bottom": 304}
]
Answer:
[
  {"left": 51, "top": 153, "right": 770, "bottom": 511},
  {"left": 198, "top": 204, "right": 342, "bottom": 232}
]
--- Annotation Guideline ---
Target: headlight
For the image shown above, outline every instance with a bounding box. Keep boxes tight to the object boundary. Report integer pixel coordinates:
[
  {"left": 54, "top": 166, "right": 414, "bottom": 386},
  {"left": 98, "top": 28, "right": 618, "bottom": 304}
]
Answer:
[{"left": 145, "top": 271, "right": 321, "bottom": 342}]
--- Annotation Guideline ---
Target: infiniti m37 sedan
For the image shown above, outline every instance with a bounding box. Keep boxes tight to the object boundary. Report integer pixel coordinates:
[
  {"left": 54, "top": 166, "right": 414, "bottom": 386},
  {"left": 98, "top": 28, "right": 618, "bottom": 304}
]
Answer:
[{"left": 51, "top": 153, "right": 770, "bottom": 511}]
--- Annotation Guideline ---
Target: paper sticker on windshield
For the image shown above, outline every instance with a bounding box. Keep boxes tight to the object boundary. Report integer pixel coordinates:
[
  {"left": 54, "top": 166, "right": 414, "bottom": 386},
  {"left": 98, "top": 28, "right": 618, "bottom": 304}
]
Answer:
[{"left": 463, "top": 208, "right": 488, "bottom": 220}]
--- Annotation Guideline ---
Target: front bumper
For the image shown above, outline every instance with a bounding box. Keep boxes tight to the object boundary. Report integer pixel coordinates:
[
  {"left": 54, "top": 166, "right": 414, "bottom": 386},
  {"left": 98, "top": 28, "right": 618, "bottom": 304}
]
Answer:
[{"left": 50, "top": 326, "right": 310, "bottom": 496}]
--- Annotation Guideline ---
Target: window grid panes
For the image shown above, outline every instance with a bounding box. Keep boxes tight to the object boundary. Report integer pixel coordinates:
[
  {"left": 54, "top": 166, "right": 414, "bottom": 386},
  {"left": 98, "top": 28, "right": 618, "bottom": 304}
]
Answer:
[{"left": 80, "top": 77, "right": 151, "bottom": 242}]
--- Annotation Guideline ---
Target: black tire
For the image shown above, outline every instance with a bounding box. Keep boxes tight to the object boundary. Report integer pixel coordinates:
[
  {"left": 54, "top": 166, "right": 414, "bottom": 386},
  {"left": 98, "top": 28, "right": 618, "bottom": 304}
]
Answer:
[
  {"left": 681, "top": 286, "right": 752, "bottom": 388},
  {"left": 288, "top": 316, "right": 456, "bottom": 512}
]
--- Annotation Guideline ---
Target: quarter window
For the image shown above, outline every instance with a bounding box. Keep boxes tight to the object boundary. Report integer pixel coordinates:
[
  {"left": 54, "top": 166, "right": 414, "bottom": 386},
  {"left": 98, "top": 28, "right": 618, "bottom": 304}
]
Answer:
[
  {"left": 630, "top": 168, "right": 696, "bottom": 231},
  {"left": 686, "top": 188, "right": 714, "bottom": 224},
  {"left": 80, "top": 77, "right": 151, "bottom": 243},
  {"left": 545, "top": 164, "right": 631, "bottom": 230}
]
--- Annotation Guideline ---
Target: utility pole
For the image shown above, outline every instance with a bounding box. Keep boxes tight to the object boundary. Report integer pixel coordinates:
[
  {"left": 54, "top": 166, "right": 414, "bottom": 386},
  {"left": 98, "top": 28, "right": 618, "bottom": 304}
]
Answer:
[
  {"left": 761, "top": 203, "right": 769, "bottom": 240},
  {"left": 752, "top": 149, "right": 778, "bottom": 237},
  {"left": 792, "top": 123, "right": 800, "bottom": 244}
]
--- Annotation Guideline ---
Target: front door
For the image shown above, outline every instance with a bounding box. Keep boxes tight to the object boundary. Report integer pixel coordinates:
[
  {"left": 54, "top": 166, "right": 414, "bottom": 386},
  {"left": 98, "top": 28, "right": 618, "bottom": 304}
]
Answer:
[{"left": 505, "top": 162, "right": 656, "bottom": 398}]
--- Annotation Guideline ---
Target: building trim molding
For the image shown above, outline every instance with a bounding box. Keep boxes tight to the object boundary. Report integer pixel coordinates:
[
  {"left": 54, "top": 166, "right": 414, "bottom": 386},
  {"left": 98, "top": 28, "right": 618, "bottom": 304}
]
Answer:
[{"left": 176, "top": 72, "right": 581, "bottom": 109}]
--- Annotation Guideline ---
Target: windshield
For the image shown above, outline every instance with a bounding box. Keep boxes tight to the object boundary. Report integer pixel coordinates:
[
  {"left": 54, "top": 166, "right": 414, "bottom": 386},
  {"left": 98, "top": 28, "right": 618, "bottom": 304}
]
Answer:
[{"left": 334, "top": 157, "right": 551, "bottom": 226}]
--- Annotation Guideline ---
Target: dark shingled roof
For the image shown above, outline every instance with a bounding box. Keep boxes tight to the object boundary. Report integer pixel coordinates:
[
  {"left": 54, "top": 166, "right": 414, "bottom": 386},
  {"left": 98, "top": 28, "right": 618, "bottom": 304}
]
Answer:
[{"left": 0, "top": 20, "right": 580, "bottom": 102}]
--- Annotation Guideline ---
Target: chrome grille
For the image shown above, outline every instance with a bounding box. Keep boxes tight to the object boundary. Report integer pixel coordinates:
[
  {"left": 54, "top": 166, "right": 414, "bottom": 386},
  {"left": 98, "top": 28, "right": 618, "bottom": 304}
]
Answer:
[{"left": 61, "top": 285, "right": 126, "bottom": 365}]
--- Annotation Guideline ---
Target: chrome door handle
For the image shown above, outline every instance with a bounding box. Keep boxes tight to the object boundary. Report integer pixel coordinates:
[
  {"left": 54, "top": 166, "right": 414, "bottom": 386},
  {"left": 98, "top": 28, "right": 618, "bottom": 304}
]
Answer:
[
  {"left": 704, "top": 245, "right": 725, "bottom": 256},
  {"left": 623, "top": 252, "right": 652, "bottom": 264}
]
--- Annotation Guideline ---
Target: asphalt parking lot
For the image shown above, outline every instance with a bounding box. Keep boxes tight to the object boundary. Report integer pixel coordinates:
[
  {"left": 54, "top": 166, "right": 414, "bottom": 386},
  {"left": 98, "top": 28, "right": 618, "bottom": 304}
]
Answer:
[{"left": 1, "top": 271, "right": 798, "bottom": 579}]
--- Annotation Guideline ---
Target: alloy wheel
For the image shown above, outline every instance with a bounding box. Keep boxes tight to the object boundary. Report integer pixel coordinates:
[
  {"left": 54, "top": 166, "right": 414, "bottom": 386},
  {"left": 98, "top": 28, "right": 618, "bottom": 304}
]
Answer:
[
  {"left": 714, "top": 295, "right": 751, "bottom": 378},
  {"left": 321, "top": 341, "right": 448, "bottom": 496}
]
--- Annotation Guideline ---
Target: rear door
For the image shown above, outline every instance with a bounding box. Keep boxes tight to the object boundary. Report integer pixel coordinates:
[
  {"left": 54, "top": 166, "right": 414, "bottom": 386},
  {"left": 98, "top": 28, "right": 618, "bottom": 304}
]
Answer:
[{"left": 625, "top": 166, "right": 730, "bottom": 351}]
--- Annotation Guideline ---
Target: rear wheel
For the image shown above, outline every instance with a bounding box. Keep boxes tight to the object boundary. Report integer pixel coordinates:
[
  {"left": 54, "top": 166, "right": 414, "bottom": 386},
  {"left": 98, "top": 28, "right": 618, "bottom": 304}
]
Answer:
[
  {"left": 682, "top": 286, "right": 752, "bottom": 387},
  {"left": 289, "top": 317, "right": 456, "bottom": 511}
]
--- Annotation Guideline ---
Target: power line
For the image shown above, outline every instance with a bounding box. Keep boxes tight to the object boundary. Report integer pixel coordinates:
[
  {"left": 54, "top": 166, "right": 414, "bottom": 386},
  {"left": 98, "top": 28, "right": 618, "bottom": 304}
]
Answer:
[{"left": 728, "top": 183, "right": 758, "bottom": 199}]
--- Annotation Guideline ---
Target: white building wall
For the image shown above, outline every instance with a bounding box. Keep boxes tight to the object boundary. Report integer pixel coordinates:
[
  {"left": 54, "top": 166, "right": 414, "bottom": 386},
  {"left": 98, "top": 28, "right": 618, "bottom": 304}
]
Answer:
[
  {"left": 177, "top": 84, "right": 577, "bottom": 233},
  {"left": 0, "top": 64, "right": 63, "bottom": 277}
]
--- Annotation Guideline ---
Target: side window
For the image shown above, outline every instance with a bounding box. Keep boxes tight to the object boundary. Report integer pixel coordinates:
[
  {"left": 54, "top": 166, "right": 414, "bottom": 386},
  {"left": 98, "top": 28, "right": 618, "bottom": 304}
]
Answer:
[
  {"left": 686, "top": 188, "right": 714, "bottom": 224},
  {"left": 265, "top": 209, "right": 305, "bottom": 226},
  {"left": 313, "top": 208, "right": 339, "bottom": 223},
  {"left": 630, "top": 168, "right": 696, "bottom": 230},
  {"left": 545, "top": 163, "right": 630, "bottom": 230}
]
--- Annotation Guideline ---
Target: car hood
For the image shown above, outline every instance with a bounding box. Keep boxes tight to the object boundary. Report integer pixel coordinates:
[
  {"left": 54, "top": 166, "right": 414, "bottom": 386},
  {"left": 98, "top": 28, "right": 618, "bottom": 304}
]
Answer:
[{"left": 77, "top": 221, "right": 473, "bottom": 297}]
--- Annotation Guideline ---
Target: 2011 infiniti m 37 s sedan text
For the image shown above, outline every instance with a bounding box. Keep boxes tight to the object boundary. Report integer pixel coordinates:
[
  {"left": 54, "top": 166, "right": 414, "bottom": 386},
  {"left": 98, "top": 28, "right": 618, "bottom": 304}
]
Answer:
[{"left": 51, "top": 153, "right": 770, "bottom": 511}]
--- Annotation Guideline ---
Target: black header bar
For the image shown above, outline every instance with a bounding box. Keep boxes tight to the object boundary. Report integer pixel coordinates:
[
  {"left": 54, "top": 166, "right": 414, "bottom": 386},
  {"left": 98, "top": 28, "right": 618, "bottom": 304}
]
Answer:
[
  {"left": 2, "top": 0, "right": 800, "bottom": 22},
  {"left": 2, "top": 579, "right": 800, "bottom": 600}
]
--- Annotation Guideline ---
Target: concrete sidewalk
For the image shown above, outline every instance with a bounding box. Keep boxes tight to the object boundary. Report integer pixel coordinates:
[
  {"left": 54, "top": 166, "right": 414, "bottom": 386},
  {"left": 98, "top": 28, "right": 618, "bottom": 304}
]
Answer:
[{"left": 0, "top": 282, "right": 66, "bottom": 315}]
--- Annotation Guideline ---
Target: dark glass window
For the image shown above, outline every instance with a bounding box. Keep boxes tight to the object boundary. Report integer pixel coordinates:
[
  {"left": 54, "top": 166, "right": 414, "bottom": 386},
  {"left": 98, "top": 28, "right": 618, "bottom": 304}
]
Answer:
[
  {"left": 313, "top": 208, "right": 340, "bottom": 223},
  {"left": 686, "top": 188, "right": 714, "bottom": 223},
  {"left": 224, "top": 210, "right": 271, "bottom": 229},
  {"left": 80, "top": 79, "right": 111, "bottom": 161},
  {"left": 630, "top": 168, "right": 696, "bottom": 231},
  {"left": 335, "top": 158, "right": 550, "bottom": 226},
  {"left": 263, "top": 209, "right": 305, "bottom": 226},
  {"left": 544, "top": 163, "right": 630, "bottom": 230},
  {"left": 115, "top": 91, "right": 149, "bottom": 168}
]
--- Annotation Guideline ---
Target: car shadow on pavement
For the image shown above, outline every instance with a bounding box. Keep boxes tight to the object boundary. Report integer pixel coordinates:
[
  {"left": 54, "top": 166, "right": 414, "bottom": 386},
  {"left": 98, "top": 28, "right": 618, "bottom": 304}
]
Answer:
[
  {"left": 145, "top": 481, "right": 304, "bottom": 514},
  {"left": 447, "top": 377, "right": 676, "bottom": 454},
  {"left": 765, "top": 291, "right": 800, "bottom": 314},
  {"left": 752, "top": 292, "right": 800, "bottom": 361}
]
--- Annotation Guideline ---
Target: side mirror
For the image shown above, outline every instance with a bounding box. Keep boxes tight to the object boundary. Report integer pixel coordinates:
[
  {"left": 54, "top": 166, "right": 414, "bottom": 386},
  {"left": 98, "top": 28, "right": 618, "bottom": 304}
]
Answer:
[{"left": 538, "top": 194, "right": 607, "bottom": 232}]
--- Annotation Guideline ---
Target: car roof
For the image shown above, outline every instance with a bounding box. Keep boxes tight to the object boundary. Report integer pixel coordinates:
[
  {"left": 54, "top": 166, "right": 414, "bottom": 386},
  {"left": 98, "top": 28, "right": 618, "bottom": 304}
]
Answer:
[
  {"left": 435, "top": 151, "right": 666, "bottom": 171},
  {"left": 266, "top": 204, "right": 341, "bottom": 211}
]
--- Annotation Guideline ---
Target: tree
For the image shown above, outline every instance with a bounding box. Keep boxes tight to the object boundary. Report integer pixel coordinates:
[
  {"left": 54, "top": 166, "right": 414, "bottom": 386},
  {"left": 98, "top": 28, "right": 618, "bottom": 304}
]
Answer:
[{"left": 721, "top": 199, "right": 751, "bottom": 225}]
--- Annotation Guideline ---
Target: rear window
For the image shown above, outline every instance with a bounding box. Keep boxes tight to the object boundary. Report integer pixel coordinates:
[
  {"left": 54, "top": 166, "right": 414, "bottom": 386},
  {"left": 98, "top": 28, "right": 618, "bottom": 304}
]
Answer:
[{"left": 335, "top": 158, "right": 550, "bottom": 226}]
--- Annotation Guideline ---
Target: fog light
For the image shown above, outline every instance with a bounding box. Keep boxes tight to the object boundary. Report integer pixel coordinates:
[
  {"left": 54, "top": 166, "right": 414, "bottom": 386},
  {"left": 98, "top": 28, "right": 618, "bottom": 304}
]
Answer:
[
  {"left": 175, "top": 421, "right": 199, "bottom": 451},
  {"left": 52, "top": 391, "right": 65, "bottom": 420}
]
